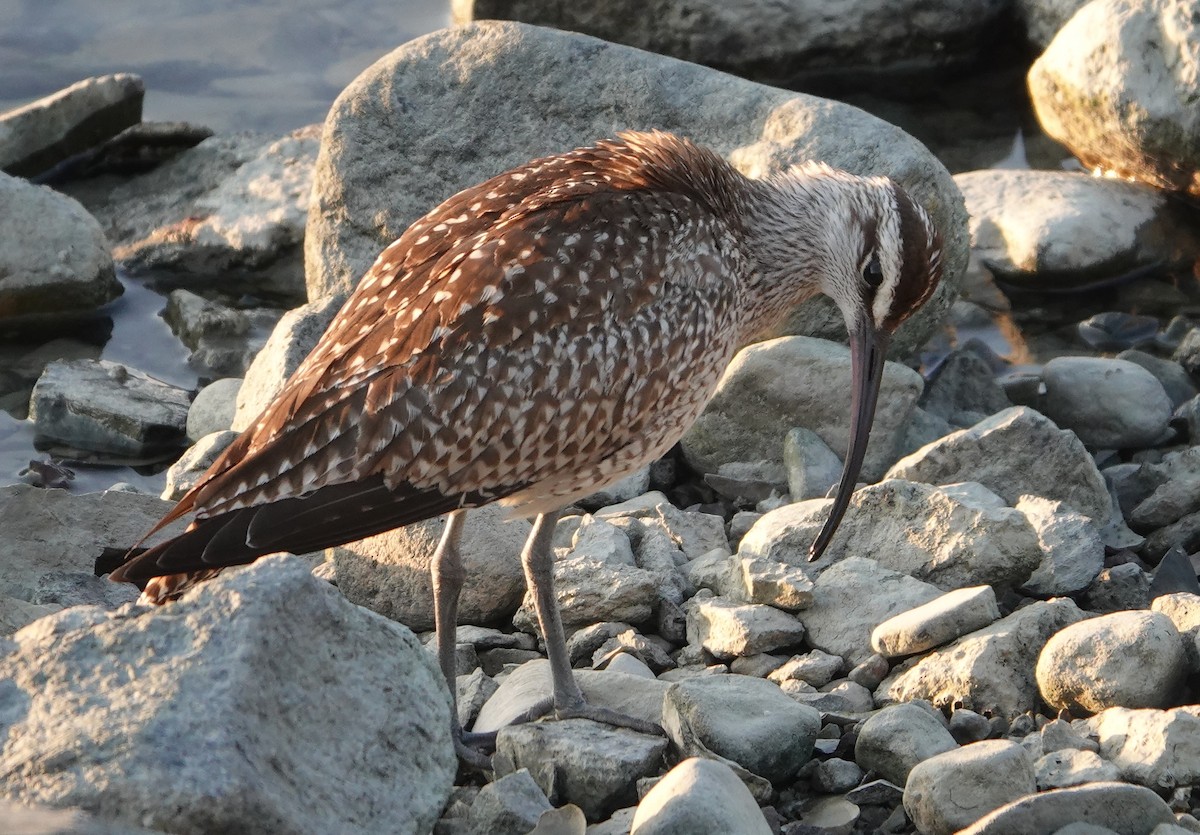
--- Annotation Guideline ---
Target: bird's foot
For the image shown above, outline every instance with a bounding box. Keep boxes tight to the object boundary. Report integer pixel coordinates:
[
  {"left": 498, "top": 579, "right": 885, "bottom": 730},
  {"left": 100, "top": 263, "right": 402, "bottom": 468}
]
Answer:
[
  {"left": 454, "top": 728, "right": 496, "bottom": 772},
  {"left": 554, "top": 699, "right": 664, "bottom": 737}
]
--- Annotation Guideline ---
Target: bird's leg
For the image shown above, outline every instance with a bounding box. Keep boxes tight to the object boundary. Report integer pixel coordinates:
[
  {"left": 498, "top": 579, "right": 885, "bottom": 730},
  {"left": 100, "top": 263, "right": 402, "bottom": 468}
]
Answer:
[
  {"left": 519, "top": 510, "right": 661, "bottom": 736},
  {"left": 431, "top": 509, "right": 493, "bottom": 769}
]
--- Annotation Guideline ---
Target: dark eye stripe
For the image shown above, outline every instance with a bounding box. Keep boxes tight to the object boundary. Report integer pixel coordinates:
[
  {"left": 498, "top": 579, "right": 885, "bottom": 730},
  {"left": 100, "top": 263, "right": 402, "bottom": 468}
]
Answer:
[{"left": 882, "top": 182, "right": 942, "bottom": 331}]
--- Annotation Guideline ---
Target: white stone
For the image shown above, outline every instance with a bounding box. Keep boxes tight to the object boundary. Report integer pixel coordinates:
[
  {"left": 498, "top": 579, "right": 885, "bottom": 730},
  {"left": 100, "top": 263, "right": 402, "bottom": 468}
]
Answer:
[
  {"left": 903, "top": 741, "right": 1036, "bottom": 835},
  {"left": 871, "top": 585, "right": 1001, "bottom": 658},
  {"left": 629, "top": 757, "right": 770, "bottom": 835},
  {"left": 1016, "top": 495, "right": 1105, "bottom": 596},
  {"left": 1081, "top": 707, "right": 1200, "bottom": 790},
  {"left": 684, "top": 594, "right": 806, "bottom": 660}
]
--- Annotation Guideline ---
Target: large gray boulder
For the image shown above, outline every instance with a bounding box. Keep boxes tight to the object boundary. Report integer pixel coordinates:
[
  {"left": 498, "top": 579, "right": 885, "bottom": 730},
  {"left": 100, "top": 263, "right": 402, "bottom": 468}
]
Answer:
[
  {"left": 306, "top": 21, "right": 966, "bottom": 357},
  {"left": 0, "top": 555, "right": 456, "bottom": 834},
  {"left": 1029, "top": 0, "right": 1200, "bottom": 197},
  {"left": 0, "top": 173, "right": 120, "bottom": 329}
]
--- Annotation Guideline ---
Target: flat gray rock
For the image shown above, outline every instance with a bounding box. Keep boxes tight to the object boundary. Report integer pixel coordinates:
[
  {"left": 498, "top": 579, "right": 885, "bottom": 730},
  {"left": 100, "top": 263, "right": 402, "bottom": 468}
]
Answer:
[
  {"left": 307, "top": 22, "right": 966, "bottom": 356},
  {"left": 1036, "top": 611, "right": 1187, "bottom": 713},
  {"left": 879, "top": 598, "right": 1086, "bottom": 719},
  {"left": 0, "top": 173, "right": 120, "bottom": 328},
  {"left": 903, "top": 740, "right": 1036, "bottom": 835},
  {"left": 871, "top": 585, "right": 1001, "bottom": 658},
  {"left": 494, "top": 719, "right": 667, "bottom": 822},
  {"left": 30, "top": 359, "right": 190, "bottom": 458},
  {"left": 1029, "top": 0, "right": 1200, "bottom": 197},
  {"left": 957, "top": 781, "right": 1175, "bottom": 835},
  {"left": 854, "top": 702, "right": 957, "bottom": 786},
  {"left": 0, "top": 73, "right": 143, "bottom": 178},
  {"left": 681, "top": 336, "right": 923, "bottom": 482},
  {"left": 465, "top": 768, "right": 552, "bottom": 835},
  {"left": 628, "top": 757, "right": 770, "bottom": 835},
  {"left": 0, "top": 555, "right": 455, "bottom": 834},
  {"left": 886, "top": 406, "right": 1111, "bottom": 522},
  {"left": 1042, "top": 357, "right": 1173, "bottom": 449},
  {"left": 662, "top": 674, "right": 820, "bottom": 784},
  {"left": 684, "top": 594, "right": 806, "bottom": 660}
]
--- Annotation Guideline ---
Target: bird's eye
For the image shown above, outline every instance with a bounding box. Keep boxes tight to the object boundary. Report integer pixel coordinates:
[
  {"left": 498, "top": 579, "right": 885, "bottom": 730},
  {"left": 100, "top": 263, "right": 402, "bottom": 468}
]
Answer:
[{"left": 863, "top": 253, "right": 883, "bottom": 289}]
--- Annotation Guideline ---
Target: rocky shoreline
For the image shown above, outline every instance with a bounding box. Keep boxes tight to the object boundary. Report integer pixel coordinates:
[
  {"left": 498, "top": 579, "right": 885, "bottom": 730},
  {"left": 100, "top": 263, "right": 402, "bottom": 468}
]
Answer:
[{"left": 2, "top": 2, "right": 1200, "bottom": 834}]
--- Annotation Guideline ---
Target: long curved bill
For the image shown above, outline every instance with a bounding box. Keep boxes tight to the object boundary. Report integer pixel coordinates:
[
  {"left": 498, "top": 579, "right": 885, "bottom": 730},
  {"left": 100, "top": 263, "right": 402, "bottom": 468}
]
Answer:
[{"left": 808, "top": 325, "right": 890, "bottom": 561}]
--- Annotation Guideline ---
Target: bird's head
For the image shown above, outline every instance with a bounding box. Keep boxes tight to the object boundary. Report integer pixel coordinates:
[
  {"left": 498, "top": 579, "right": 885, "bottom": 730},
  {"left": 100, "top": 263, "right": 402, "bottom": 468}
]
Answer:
[{"left": 745, "top": 164, "right": 943, "bottom": 561}]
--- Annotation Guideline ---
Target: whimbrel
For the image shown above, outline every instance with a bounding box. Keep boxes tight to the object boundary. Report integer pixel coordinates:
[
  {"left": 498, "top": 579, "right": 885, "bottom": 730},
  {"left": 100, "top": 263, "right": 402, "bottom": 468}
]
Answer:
[{"left": 111, "top": 130, "right": 943, "bottom": 761}]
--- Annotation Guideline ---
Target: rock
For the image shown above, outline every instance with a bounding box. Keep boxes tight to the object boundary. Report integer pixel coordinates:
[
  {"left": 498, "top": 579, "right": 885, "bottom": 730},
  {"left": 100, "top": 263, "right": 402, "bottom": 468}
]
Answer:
[
  {"left": 592, "top": 630, "right": 675, "bottom": 674},
  {"left": 847, "top": 654, "right": 890, "bottom": 691},
  {"left": 30, "top": 359, "right": 190, "bottom": 458},
  {"left": 886, "top": 406, "right": 1111, "bottom": 522},
  {"left": 579, "top": 467, "right": 651, "bottom": 511},
  {"left": 164, "top": 291, "right": 279, "bottom": 378},
  {"left": 0, "top": 555, "right": 455, "bottom": 834},
  {"left": 1040, "top": 717, "right": 1100, "bottom": 754},
  {"left": 161, "top": 430, "right": 238, "bottom": 501},
  {"left": 921, "top": 347, "right": 1012, "bottom": 428},
  {"left": 662, "top": 674, "right": 820, "bottom": 783},
  {"left": 513, "top": 556, "right": 660, "bottom": 635},
  {"left": 0, "top": 173, "right": 120, "bottom": 330},
  {"left": 1016, "top": 495, "right": 1105, "bottom": 596},
  {"left": 957, "top": 782, "right": 1175, "bottom": 835},
  {"left": 307, "top": 21, "right": 965, "bottom": 353},
  {"left": 185, "top": 378, "right": 242, "bottom": 442},
  {"left": 0, "top": 799, "right": 161, "bottom": 834},
  {"left": 739, "top": 557, "right": 814, "bottom": 611},
  {"left": 1130, "top": 475, "right": 1200, "bottom": 530},
  {"left": 1141, "top": 510, "right": 1200, "bottom": 562},
  {"left": 1083, "top": 562, "right": 1153, "bottom": 612},
  {"left": 456, "top": 669, "right": 499, "bottom": 731},
  {"left": 1042, "top": 357, "right": 1172, "bottom": 449},
  {"left": 1081, "top": 707, "right": 1200, "bottom": 789},
  {"left": 597, "top": 492, "right": 729, "bottom": 561},
  {"left": 768, "top": 649, "right": 844, "bottom": 688},
  {"left": 454, "top": 1, "right": 1008, "bottom": 89},
  {"left": 564, "top": 516, "right": 636, "bottom": 566},
  {"left": 0, "top": 484, "right": 180, "bottom": 601},
  {"left": 1118, "top": 350, "right": 1199, "bottom": 409},
  {"left": 854, "top": 702, "right": 958, "bottom": 786},
  {"left": 681, "top": 336, "right": 923, "bottom": 481},
  {"left": 330, "top": 503, "right": 531, "bottom": 631},
  {"left": 1015, "top": 0, "right": 1091, "bottom": 47},
  {"left": 812, "top": 757, "right": 864, "bottom": 793},
  {"left": 628, "top": 757, "right": 770, "bottom": 835},
  {"left": 1077, "top": 312, "right": 1160, "bottom": 353},
  {"left": 231, "top": 294, "right": 343, "bottom": 430},
  {"left": 0, "top": 596, "right": 60, "bottom": 637},
  {"left": 1036, "top": 611, "right": 1187, "bottom": 713},
  {"left": 954, "top": 169, "right": 1199, "bottom": 285},
  {"left": 1029, "top": 0, "right": 1200, "bottom": 197},
  {"left": 871, "top": 585, "right": 1001, "bottom": 658},
  {"left": 0, "top": 74, "right": 144, "bottom": 178},
  {"left": 794, "top": 796, "right": 861, "bottom": 831},
  {"left": 783, "top": 427, "right": 843, "bottom": 501},
  {"left": 465, "top": 768, "right": 553, "bottom": 835},
  {"left": 493, "top": 720, "right": 667, "bottom": 822},
  {"left": 685, "top": 594, "right": 806, "bottom": 659},
  {"left": 903, "top": 740, "right": 1036, "bottom": 835},
  {"left": 1178, "top": 329, "right": 1200, "bottom": 377},
  {"left": 683, "top": 552, "right": 743, "bottom": 601},
  {"left": 879, "top": 598, "right": 1087, "bottom": 719},
  {"left": 949, "top": 708, "right": 993, "bottom": 743},
  {"left": 1035, "top": 748, "right": 1122, "bottom": 790},
  {"left": 800, "top": 557, "right": 941, "bottom": 666},
  {"left": 29, "top": 572, "right": 139, "bottom": 610},
  {"left": 1151, "top": 592, "right": 1200, "bottom": 668}
]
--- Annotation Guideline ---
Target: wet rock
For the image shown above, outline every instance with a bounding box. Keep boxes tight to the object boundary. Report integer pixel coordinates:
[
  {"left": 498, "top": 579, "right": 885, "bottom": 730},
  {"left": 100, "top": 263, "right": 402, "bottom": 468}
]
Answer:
[
  {"left": 0, "top": 173, "right": 120, "bottom": 330},
  {"left": 493, "top": 720, "right": 667, "bottom": 822},
  {"left": 161, "top": 430, "right": 238, "bottom": 501},
  {"left": 886, "top": 406, "right": 1112, "bottom": 522},
  {"left": 0, "top": 73, "right": 144, "bottom": 178},
  {"left": 783, "top": 426, "right": 843, "bottom": 502},
  {"left": 682, "top": 336, "right": 923, "bottom": 482},
  {"left": 799, "top": 557, "right": 941, "bottom": 665},
  {"left": 1016, "top": 495, "right": 1105, "bottom": 596},
  {"left": 663, "top": 674, "right": 819, "bottom": 784},
  {"left": 308, "top": 21, "right": 965, "bottom": 351},
  {"left": 1082, "top": 707, "right": 1200, "bottom": 789},
  {"left": 903, "top": 740, "right": 1036, "bottom": 835},
  {"left": 958, "top": 781, "right": 1175, "bottom": 834},
  {"left": 163, "top": 290, "right": 279, "bottom": 377},
  {"left": 1118, "top": 349, "right": 1199, "bottom": 409},
  {"left": 1035, "top": 748, "right": 1122, "bottom": 790},
  {"left": 739, "top": 557, "right": 814, "bottom": 611},
  {"left": 1042, "top": 357, "right": 1172, "bottom": 449},
  {"left": 871, "top": 585, "right": 1001, "bottom": 658},
  {"left": 684, "top": 594, "right": 806, "bottom": 659},
  {"left": 464, "top": 768, "right": 552, "bottom": 835},
  {"left": 1029, "top": 0, "right": 1200, "bottom": 197},
  {"left": 921, "top": 347, "right": 1012, "bottom": 428},
  {"left": 331, "top": 503, "right": 531, "bottom": 631},
  {"left": 185, "top": 378, "right": 242, "bottom": 442},
  {"left": 956, "top": 169, "right": 1199, "bottom": 285},
  {"left": 0, "top": 484, "right": 179, "bottom": 601},
  {"left": 854, "top": 702, "right": 957, "bottom": 786},
  {"left": 879, "top": 598, "right": 1086, "bottom": 719},
  {"left": 740, "top": 480, "right": 1041, "bottom": 591},
  {"left": 0, "top": 555, "right": 455, "bottom": 834},
  {"left": 30, "top": 359, "right": 190, "bottom": 458},
  {"left": 629, "top": 757, "right": 770, "bottom": 835}
]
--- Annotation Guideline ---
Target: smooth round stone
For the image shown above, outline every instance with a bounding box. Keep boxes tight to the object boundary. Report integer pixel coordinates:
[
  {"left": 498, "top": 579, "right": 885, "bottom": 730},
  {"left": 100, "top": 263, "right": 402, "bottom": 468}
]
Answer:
[
  {"left": 1037, "top": 610, "right": 1186, "bottom": 713},
  {"left": 957, "top": 781, "right": 1175, "bottom": 834},
  {"left": 871, "top": 585, "right": 1001, "bottom": 657},
  {"left": 630, "top": 757, "right": 770, "bottom": 835},
  {"left": 854, "top": 702, "right": 957, "bottom": 786},
  {"left": 1077, "top": 313, "right": 1159, "bottom": 352},
  {"left": 186, "top": 377, "right": 242, "bottom": 442},
  {"left": 904, "top": 740, "right": 1036, "bottom": 835},
  {"left": 1042, "top": 357, "right": 1172, "bottom": 449}
]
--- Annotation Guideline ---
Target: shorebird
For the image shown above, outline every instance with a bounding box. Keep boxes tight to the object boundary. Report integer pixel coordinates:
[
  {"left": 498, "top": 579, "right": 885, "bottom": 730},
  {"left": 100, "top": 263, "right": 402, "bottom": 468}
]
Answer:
[{"left": 110, "top": 130, "right": 943, "bottom": 762}]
